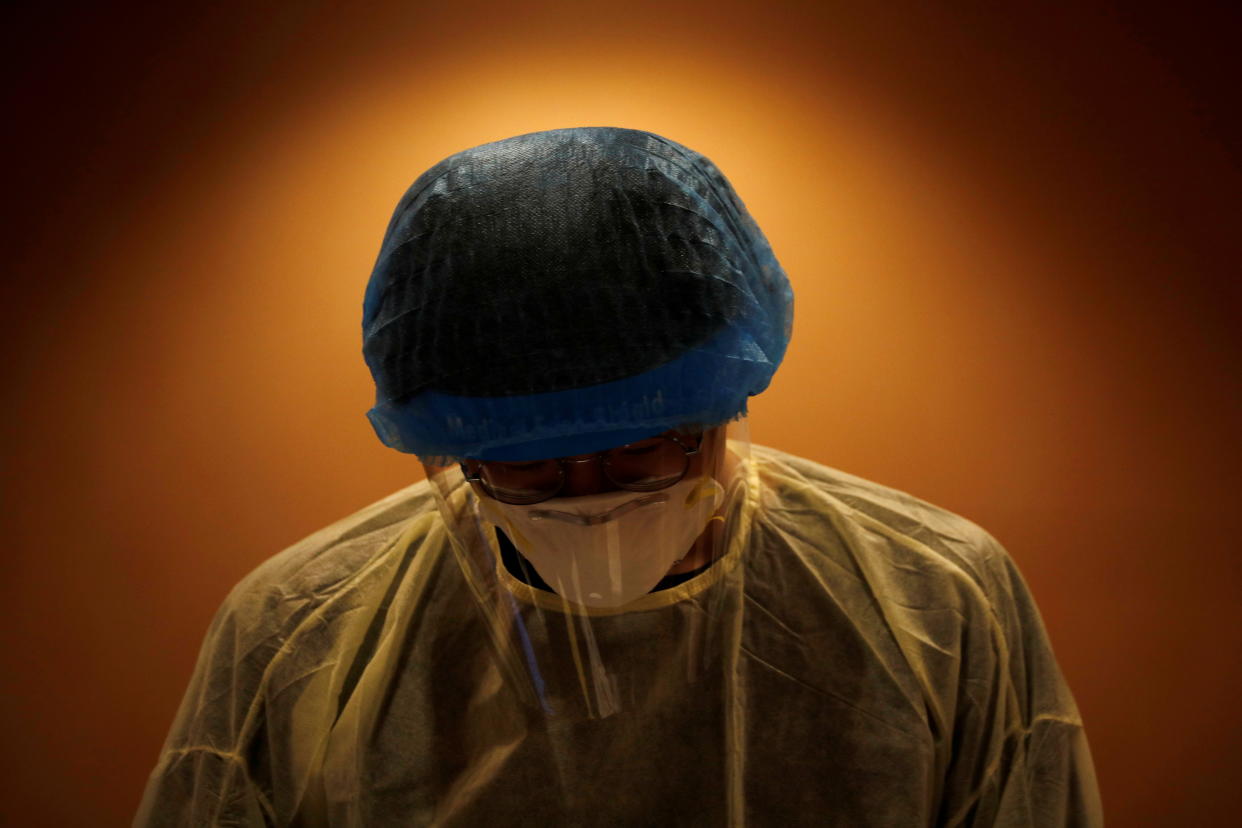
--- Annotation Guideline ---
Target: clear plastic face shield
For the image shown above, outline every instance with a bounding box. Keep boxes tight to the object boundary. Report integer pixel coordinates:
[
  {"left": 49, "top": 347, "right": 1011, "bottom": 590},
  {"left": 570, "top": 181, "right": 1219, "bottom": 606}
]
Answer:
[{"left": 421, "top": 418, "right": 757, "bottom": 721}]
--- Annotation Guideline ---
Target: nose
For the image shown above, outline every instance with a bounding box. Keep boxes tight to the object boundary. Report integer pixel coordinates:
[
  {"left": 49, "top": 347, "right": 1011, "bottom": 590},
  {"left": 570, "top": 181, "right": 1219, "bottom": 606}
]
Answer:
[{"left": 559, "top": 454, "right": 618, "bottom": 498}]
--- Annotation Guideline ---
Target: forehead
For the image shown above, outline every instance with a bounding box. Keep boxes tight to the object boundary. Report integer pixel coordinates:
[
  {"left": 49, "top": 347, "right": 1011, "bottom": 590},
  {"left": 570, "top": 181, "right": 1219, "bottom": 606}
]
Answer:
[
  {"left": 555, "top": 429, "right": 695, "bottom": 462},
  {"left": 470, "top": 428, "right": 704, "bottom": 465}
]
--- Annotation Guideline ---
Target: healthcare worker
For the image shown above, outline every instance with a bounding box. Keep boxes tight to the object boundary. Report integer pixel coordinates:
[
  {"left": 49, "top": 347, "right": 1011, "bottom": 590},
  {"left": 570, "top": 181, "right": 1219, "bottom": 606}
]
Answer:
[{"left": 136, "top": 127, "right": 1102, "bottom": 826}]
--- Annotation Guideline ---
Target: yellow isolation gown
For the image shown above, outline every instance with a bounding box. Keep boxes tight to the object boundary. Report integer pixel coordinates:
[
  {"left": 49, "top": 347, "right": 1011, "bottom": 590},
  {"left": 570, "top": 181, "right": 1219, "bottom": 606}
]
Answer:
[{"left": 136, "top": 444, "right": 1101, "bottom": 827}]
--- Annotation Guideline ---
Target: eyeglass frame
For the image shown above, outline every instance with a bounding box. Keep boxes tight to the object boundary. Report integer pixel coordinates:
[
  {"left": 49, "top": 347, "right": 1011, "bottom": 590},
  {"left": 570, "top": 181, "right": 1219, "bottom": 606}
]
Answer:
[{"left": 460, "top": 431, "right": 704, "bottom": 505}]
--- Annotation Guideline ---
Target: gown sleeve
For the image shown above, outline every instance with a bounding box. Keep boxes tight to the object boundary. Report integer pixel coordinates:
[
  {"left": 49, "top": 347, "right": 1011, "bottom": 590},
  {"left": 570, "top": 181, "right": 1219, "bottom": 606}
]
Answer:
[
  {"left": 133, "top": 491, "right": 436, "bottom": 827},
  {"left": 937, "top": 532, "right": 1104, "bottom": 827},
  {"left": 133, "top": 591, "right": 276, "bottom": 827}
]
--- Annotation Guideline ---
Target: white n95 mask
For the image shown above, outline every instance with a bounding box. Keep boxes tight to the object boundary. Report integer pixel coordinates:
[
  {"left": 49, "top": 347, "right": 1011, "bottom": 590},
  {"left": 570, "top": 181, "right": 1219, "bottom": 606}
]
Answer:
[{"left": 479, "top": 476, "right": 725, "bottom": 608}]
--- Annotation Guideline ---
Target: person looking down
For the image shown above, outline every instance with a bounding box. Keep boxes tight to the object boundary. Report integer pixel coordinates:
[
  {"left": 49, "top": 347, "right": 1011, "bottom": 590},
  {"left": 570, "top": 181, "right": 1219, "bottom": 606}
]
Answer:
[{"left": 136, "top": 127, "right": 1102, "bottom": 826}]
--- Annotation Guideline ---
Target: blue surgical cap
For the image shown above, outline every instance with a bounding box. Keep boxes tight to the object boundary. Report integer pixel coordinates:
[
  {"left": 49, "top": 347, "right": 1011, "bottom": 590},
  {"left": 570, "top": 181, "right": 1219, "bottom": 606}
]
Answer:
[{"left": 362, "top": 127, "right": 793, "bottom": 462}]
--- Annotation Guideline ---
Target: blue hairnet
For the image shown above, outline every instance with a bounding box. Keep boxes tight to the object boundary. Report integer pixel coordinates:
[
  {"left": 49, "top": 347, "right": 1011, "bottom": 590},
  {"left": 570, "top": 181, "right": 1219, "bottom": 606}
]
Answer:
[{"left": 362, "top": 127, "right": 793, "bottom": 462}]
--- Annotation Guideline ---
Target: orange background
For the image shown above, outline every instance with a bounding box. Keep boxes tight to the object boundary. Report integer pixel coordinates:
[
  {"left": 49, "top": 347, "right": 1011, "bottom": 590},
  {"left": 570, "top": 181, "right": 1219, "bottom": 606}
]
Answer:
[{"left": 3, "top": 1, "right": 1239, "bottom": 824}]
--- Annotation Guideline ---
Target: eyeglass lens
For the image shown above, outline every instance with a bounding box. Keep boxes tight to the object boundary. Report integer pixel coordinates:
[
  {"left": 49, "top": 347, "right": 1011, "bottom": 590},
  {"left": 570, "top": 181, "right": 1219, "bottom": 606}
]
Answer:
[
  {"left": 602, "top": 436, "right": 690, "bottom": 489},
  {"left": 476, "top": 435, "right": 695, "bottom": 504},
  {"left": 478, "top": 459, "right": 563, "bottom": 504}
]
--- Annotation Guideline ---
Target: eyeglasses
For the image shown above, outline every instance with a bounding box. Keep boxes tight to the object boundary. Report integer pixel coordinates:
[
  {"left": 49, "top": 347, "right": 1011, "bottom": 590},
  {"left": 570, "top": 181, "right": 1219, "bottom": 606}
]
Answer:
[{"left": 461, "top": 432, "right": 703, "bottom": 505}]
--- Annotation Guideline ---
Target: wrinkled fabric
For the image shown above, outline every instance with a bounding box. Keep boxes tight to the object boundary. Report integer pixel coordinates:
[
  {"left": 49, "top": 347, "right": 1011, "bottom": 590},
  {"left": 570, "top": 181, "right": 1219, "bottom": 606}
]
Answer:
[
  {"left": 361, "top": 127, "right": 794, "bottom": 463},
  {"left": 136, "top": 445, "right": 1101, "bottom": 827}
]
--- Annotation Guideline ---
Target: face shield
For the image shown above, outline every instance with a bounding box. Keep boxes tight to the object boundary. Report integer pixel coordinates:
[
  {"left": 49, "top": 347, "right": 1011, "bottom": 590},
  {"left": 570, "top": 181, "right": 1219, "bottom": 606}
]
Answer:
[
  {"left": 421, "top": 419, "right": 757, "bottom": 720},
  {"left": 361, "top": 127, "right": 792, "bottom": 722}
]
